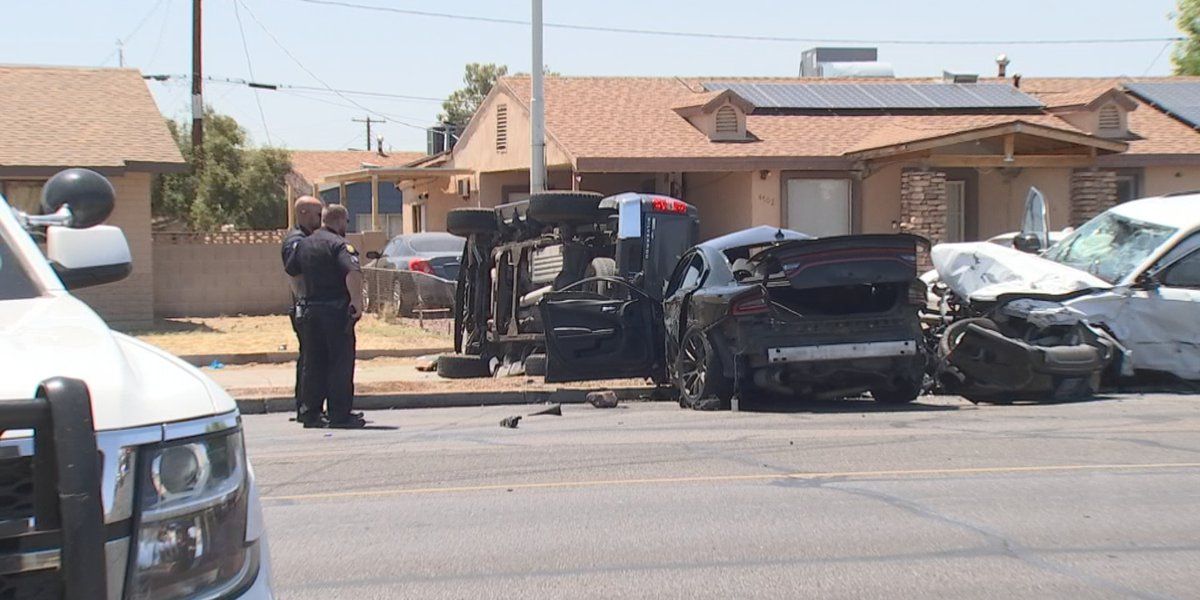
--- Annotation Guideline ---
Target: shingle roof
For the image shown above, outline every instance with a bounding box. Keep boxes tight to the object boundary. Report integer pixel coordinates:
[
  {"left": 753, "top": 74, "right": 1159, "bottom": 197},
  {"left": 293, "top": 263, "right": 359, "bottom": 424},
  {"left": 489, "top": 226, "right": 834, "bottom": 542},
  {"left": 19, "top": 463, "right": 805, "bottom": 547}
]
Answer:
[
  {"left": 0, "top": 65, "right": 184, "bottom": 171},
  {"left": 495, "top": 75, "right": 1200, "bottom": 163},
  {"left": 289, "top": 149, "right": 426, "bottom": 183}
]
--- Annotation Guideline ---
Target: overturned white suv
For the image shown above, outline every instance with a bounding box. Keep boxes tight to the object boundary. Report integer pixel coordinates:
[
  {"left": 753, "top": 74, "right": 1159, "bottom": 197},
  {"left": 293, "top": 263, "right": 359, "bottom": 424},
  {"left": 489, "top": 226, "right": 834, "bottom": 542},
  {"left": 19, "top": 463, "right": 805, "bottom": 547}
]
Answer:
[
  {"left": 933, "top": 189, "right": 1200, "bottom": 399},
  {"left": 0, "top": 170, "right": 272, "bottom": 598}
]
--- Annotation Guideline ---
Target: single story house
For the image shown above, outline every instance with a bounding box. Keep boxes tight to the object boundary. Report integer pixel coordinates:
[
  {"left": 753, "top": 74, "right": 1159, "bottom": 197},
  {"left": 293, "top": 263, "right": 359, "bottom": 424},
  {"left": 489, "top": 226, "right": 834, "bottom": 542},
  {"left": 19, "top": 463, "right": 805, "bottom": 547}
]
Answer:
[
  {"left": 0, "top": 65, "right": 186, "bottom": 327},
  {"left": 375, "top": 74, "right": 1200, "bottom": 263},
  {"left": 287, "top": 149, "right": 423, "bottom": 236}
]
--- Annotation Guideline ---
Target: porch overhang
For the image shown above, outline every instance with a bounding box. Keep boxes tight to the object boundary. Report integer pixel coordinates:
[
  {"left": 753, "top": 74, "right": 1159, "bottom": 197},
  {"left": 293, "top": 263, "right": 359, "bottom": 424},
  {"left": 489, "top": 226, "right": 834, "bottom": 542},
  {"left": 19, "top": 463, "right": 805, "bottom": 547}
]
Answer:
[
  {"left": 844, "top": 120, "right": 1128, "bottom": 168},
  {"left": 320, "top": 166, "right": 472, "bottom": 185}
]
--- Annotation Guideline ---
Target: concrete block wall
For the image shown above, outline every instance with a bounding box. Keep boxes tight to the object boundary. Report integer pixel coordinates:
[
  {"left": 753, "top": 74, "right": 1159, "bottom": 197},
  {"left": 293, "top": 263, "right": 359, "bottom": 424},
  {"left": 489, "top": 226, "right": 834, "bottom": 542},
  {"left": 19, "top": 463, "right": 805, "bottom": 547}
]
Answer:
[{"left": 152, "top": 232, "right": 292, "bottom": 317}]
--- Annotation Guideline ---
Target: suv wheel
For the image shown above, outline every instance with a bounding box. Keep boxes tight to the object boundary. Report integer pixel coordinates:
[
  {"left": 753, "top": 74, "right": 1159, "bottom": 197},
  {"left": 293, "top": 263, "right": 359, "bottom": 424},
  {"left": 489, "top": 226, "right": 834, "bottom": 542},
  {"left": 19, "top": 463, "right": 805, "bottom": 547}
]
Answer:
[
  {"left": 447, "top": 208, "right": 499, "bottom": 237},
  {"left": 527, "top": 191, "right": 605, "bottom": 226},
  {"left": 436, "top": 353, "right": 492, "bottom": 378}
]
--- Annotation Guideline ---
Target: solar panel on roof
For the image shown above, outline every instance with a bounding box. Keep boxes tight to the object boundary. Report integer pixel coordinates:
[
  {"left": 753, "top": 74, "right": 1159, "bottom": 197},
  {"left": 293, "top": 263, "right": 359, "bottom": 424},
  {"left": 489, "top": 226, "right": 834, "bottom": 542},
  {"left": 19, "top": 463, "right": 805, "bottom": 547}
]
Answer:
[
  {"left": 1125, "top": 82, "right": 1200, "bottom": 130},
  {"left": 704, "top": 82, "right": 1043, "bottom": 110}
]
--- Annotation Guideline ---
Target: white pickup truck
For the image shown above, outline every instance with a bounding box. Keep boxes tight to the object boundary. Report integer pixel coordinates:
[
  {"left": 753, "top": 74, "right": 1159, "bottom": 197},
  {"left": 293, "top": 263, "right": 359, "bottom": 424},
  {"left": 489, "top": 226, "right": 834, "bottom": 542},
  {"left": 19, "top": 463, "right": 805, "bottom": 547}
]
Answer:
[{"left": 0, "top": 169, "right": 272, "bottom": 598}]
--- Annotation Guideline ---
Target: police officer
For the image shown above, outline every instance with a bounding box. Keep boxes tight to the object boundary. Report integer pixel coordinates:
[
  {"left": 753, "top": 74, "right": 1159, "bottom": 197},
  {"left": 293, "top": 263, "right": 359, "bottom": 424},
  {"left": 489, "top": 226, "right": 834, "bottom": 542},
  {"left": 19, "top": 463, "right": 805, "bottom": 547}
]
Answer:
[
  {"left": 282, "top": 195, "right": 324, "bottom": 417},
  {"left": 285, "top": 204, "right": 367, "bottom": 429}
]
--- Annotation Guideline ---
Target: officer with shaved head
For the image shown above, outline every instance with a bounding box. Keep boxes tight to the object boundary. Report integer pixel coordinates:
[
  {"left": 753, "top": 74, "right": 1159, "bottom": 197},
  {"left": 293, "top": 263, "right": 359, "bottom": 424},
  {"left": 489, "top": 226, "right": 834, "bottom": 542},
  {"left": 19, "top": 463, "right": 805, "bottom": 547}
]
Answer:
[
  {"left": 282, "top": 195, "right": 324, "bottom": 417},
  {"left": 285, "top": 203, "right": 366, "bottom": 429}
]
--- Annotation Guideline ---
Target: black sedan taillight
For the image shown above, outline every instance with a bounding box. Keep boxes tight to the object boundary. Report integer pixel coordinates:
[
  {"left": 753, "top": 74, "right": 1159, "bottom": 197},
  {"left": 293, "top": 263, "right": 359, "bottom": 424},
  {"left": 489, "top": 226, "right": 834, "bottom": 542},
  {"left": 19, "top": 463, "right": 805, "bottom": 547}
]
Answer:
[{"left": 729, "top": 288, "right": 769, "bottom": 316}]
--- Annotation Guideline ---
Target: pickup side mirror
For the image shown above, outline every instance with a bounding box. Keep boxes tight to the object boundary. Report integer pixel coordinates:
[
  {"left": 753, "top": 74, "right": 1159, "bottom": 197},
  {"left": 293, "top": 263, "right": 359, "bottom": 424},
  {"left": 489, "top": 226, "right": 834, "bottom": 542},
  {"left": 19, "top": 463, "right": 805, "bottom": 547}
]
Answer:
[
  {"left": 40, "top": 169, "right": 116, "bottom": 229},
  {"left": 365, "top": 251, "right": 381, "bottom": 260},
  {"left": 1133, "top": 270, "right": 1160, "bottom": 291},
  {"left": 1012, "top": 232, "right": 1043, "bottom": 254},
  {"left": 46, "top": 225, "right": 132, "bottom": 289}
]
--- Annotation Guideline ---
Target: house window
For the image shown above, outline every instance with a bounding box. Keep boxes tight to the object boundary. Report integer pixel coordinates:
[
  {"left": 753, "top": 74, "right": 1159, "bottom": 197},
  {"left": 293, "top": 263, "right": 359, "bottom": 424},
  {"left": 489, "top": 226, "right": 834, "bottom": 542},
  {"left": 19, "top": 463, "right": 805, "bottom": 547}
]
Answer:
[
  {"left": 1115, "top": 171, "right": 1141, "bottom": 203},
  {"left": 354, "top": 213, "right": 403, "bottom": 237},
  {"left": 785, "top": 178, "right": 851, "bottom": 237},
  {"left": 495, "top": 104, "right": 508, "bottom": 153},
  {"left": 714, "top": 106, "right": 738, "bottom": 135},
  {"left": 1, "top": 180, "right": 45, "bottom": 214},
  {"left": 945, "top": 180, "right": 966, "bottom": 242},
  {"left": 1098, "top": 104, "right": 1121, "bottom": 136}
]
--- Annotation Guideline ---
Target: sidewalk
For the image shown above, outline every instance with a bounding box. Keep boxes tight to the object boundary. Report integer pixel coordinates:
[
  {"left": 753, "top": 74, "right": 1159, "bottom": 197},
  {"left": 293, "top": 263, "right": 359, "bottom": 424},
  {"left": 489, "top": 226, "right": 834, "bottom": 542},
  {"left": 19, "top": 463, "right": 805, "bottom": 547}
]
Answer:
[{"left": 205, "top": 357, "right": 658, "bottom": 413}]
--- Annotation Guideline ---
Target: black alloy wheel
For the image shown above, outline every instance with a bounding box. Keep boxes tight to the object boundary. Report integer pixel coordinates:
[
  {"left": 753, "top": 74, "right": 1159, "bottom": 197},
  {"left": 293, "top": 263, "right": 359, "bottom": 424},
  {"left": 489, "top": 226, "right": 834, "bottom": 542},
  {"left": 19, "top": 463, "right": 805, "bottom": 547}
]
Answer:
[{"left": 675, "top": 327, "right": 733, "bottom": 410}]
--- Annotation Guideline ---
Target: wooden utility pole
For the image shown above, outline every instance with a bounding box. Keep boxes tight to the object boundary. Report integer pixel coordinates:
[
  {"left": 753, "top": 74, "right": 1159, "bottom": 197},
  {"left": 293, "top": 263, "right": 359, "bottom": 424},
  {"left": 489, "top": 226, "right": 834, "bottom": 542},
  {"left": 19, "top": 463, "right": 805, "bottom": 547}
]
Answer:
[
  {"left": 352, "top": 117, "right": 385, "bottom": 151},
  {"left": 191, "top": 0, "right": 204, "bottom": 162}
]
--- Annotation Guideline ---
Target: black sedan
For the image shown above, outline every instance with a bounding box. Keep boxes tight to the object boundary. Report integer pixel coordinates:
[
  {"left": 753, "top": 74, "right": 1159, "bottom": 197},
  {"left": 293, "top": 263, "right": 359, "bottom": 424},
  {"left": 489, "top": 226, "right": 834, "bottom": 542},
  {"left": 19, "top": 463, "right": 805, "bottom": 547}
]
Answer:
[
  {"left": 538, "top": 226, "right": 929, "bottom": 409},
  {"left": 364, "top": 232, "right": 464, "bottom": 314}
]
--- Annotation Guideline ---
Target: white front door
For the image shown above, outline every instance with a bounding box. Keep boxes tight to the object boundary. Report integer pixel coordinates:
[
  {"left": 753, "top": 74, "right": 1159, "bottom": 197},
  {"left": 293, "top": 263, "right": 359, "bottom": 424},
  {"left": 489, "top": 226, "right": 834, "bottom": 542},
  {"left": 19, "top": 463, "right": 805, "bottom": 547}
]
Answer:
[{"left": 786, "top": 178, "right": 851, "bottom": 237}]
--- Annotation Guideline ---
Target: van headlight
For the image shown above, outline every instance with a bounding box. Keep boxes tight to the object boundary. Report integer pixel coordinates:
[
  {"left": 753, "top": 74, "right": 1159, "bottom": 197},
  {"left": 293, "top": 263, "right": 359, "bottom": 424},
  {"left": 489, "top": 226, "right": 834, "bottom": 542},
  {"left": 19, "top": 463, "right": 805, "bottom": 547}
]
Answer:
[{"left": 128, "top": 428, "right": 258, "bottom": 599}]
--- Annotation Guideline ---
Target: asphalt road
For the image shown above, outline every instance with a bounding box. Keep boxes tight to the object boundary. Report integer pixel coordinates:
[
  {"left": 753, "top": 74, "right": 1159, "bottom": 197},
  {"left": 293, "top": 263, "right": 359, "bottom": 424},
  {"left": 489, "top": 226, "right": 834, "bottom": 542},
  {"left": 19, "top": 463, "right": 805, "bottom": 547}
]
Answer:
[{"left": 246, "top": 393, "right": 1200, "bottom": 599}]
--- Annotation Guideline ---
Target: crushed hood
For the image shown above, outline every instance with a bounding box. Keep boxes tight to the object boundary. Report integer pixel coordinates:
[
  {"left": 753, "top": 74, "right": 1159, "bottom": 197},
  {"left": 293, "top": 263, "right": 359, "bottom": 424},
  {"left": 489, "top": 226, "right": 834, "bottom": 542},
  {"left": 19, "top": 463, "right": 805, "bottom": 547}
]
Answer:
[
  {"left": 932, "top": 242, "right": 1110, "bottom": 302},
  {"left": 0, "top": 295, "right": 234, "bottom": 432}
]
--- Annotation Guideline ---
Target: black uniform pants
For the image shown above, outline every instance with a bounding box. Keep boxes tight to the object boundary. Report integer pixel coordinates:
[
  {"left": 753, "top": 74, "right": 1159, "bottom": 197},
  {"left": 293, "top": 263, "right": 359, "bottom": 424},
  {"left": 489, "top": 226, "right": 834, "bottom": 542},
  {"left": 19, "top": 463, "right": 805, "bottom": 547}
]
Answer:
[
  {"left": 289, "top": 308, "right": 304, "bottom": 415},
  {"left": 298, "top": 306, "right": 357, "bottom": 423}
]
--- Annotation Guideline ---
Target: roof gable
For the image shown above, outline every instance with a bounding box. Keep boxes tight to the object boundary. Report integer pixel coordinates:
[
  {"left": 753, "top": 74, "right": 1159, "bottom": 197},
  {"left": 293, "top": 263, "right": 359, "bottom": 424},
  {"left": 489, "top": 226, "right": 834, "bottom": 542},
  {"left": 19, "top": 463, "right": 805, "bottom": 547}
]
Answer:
[{"left": 289, "top": 149, "right": 425, "bottom": 184}]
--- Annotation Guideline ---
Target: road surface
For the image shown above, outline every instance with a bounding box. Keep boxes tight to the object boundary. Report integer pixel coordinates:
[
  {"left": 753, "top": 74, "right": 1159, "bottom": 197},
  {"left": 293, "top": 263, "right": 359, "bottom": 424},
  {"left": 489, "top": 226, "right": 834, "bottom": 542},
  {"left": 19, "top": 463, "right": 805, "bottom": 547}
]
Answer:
[{"left": 247, "top": 393, "right": 1200, "bottom": 599}]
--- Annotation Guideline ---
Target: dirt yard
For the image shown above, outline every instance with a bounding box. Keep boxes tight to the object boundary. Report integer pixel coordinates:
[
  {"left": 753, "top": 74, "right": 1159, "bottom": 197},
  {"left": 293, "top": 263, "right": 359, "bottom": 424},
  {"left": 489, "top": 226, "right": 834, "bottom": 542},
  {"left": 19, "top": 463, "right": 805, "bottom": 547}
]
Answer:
[{"left": 131, "top": 315, "right": 450, "bottom": 356}]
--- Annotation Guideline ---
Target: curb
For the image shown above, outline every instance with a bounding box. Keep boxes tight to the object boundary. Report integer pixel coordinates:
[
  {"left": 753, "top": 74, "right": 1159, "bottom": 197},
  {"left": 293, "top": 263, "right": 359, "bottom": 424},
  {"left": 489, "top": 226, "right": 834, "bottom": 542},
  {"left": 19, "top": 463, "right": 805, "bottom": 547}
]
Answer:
[
  {"left": 235, "top": 387, "right": 658, "bottom": 414},
  {"left": 180, "top": 346, "right": 451, "bottom": 367}
]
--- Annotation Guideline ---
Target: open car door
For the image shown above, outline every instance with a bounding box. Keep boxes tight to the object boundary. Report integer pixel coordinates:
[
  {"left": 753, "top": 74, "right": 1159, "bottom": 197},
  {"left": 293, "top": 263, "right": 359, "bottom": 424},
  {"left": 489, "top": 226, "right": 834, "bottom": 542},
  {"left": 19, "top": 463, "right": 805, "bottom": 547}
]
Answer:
[
  {"left": 538, "top": 277, "right": 661, "bottom": 383},
  {"left": 1020, "top": 187, "right": 1050, "bottom": 251}
]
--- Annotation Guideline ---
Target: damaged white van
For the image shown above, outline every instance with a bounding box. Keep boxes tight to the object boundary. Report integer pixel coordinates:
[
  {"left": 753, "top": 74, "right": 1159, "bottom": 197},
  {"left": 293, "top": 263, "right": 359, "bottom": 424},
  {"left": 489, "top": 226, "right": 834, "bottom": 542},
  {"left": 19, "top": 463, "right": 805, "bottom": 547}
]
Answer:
[
  {"left": 933, "top": 189, "right": 1200, "bottom": 399},
  {"left": 0, "top": 169, "right": 273, "bottom": 598}
]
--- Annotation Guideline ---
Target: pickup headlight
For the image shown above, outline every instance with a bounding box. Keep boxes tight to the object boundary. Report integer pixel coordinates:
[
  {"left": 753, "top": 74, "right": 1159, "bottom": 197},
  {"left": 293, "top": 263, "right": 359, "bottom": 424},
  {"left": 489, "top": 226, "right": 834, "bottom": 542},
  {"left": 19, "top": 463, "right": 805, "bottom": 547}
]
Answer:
[{"left": 128, "top": 428, "right": 258, "bottom": 599}]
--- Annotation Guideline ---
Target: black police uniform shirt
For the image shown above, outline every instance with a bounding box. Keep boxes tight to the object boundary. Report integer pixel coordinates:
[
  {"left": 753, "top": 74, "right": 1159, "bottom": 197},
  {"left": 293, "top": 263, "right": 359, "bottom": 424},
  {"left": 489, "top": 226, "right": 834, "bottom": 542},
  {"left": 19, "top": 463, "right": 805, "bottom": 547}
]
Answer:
[{"left": 284, "top": 226, "right": 360, "bottom": 306}]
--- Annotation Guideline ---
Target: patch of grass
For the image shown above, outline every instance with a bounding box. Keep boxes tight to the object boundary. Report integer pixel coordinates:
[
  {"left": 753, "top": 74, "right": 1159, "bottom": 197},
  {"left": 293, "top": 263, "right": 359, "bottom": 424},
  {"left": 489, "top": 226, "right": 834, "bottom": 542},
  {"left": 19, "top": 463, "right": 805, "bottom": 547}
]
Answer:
[{"left": 133, "top": 314, "right": 448, "bottom": 356}]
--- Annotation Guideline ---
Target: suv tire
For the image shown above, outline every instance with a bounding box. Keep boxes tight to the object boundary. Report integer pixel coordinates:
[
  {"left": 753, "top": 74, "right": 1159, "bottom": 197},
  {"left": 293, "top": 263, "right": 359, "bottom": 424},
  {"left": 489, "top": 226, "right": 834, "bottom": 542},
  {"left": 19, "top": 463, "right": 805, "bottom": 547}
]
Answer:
[
  {"left": 447, "top": 208, "right": 499, "bottom": 237},
  {"left": 527, "top": 192, "right": 605, "bottom": 226},
  {"left": 524, "top": 353, "right": 547, "bottom": 377},
  {"left": 436, "top": 353, "right": 492, "bottom": 378}
]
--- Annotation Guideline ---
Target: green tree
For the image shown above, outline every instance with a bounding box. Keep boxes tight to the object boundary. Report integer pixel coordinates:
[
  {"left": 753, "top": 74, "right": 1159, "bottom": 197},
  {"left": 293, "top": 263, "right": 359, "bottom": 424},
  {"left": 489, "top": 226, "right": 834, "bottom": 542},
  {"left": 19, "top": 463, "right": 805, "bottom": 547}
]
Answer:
[
  {"left": 1173, "top": 0, "right": 1200, "bottom": 74},
  {"left": 440, "top": 63, "right": 508, "bottom": 127},
  {"left": 153, "top": 108, "right": 291, "bottom": 231}
]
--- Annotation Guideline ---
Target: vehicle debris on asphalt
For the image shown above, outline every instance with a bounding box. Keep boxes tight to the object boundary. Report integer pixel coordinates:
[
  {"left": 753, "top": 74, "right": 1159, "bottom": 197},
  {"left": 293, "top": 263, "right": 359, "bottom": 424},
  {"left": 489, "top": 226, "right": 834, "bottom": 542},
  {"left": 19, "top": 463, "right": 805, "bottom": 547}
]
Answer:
[
  {"left": 587, "top": 391, "right": 620, "bottom": 409},
  {"left": 500, "top": 415, "right": 522, "bottom": 428},
  {"left": 528, "top": 403, "right": 562, "bottom": 416}
]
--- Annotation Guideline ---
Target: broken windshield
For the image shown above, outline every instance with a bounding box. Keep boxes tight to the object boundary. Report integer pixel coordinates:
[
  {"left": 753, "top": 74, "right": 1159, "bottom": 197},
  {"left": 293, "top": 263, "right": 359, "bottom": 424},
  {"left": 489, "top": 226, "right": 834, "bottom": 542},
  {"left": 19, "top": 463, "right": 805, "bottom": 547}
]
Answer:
[{"left": 1042, "top": 211, "right": 1176, "bottom": 284}]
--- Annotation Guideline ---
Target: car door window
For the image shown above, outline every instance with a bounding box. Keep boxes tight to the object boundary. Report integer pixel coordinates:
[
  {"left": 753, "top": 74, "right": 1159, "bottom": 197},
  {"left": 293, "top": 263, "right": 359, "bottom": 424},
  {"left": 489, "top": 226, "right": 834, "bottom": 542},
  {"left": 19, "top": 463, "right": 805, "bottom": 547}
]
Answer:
[
  {"left": 1162, "top": 249, "right": 1200, "bottom": 288},
  {"left": 665, "top": 253, "right": 704, "bottom": 297}
]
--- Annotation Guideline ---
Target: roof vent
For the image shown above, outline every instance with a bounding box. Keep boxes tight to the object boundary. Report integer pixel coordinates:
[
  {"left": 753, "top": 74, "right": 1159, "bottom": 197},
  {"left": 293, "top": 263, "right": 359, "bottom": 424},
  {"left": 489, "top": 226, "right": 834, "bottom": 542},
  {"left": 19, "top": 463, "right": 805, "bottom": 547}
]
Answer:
[
  {"left": 495, "top": 103, "right": 508, "bottom": 153},
  {"left": 715, "top": 106, "right": 739, "bottom": 134},
  {"left": 1098, "top": 104, "right": 1122, "bottom": 133},
  {"left": 943, "top": 71, "right": 979, "bottom": 84}
]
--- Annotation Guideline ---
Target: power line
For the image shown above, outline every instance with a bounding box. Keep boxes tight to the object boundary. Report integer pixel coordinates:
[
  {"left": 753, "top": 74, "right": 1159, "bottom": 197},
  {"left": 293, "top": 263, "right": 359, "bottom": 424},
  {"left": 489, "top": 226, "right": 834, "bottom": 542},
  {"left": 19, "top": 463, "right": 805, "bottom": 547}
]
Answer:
[
  {"left": 233, "top": 0, "right": 429, "bottom": 131},
  {"left": 233, "top": 0, "right": 273, "bottom": 145},
  {"left": 146, "top": 0, "right": 175, "bottom": 70},
  {"left": 144, "top": 73, "right": 443, "bottom": 102},
  {"left": 290, "top": 0, "right": 1184, "bottom": 47},
  {"left": 100, "top": 0, "right": 169, "bottom": 65}
]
